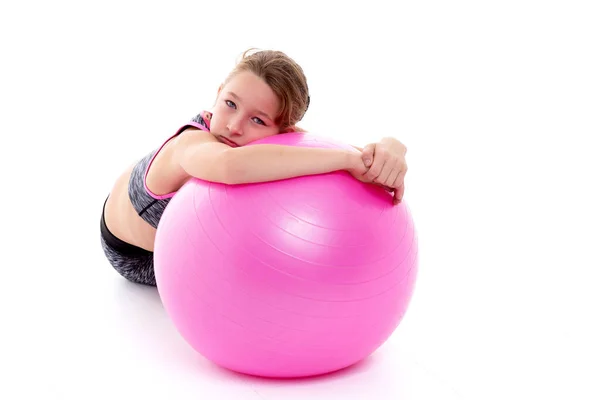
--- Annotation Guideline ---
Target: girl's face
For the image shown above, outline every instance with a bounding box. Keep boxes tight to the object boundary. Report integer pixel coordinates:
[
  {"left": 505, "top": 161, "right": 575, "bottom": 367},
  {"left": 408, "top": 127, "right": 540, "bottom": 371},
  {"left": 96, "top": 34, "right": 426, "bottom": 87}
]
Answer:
[{"left": 209, "top": 71, "right": 282, "bottom": 147}]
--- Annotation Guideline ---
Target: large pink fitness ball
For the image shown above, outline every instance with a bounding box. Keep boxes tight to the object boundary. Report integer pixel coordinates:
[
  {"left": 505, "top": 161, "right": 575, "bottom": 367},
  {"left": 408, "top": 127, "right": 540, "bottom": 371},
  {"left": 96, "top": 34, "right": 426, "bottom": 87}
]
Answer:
[{"left": 153, "top": 133, "right": 418, "bottom": 378}]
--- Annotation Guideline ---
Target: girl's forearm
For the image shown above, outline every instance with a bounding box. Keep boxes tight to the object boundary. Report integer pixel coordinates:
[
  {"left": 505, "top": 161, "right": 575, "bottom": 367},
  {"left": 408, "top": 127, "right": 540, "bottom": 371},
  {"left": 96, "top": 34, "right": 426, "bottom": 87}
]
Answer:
[{"left": 222, "top": 144, "right": 357, "bottom": 184}]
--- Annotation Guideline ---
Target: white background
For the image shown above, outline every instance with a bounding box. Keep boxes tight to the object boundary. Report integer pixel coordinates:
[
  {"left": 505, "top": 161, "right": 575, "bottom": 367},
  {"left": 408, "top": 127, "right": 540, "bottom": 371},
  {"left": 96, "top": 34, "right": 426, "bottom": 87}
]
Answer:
[{"left": 1, "top": 0, "right": 599, "bottom": 399}]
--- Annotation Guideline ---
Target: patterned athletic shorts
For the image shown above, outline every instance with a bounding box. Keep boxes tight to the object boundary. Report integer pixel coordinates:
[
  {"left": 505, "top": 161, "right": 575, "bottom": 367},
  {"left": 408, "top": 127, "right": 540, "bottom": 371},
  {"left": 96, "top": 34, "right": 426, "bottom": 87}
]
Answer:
[{"left": 100, "top": 197, "right": 156, "bottom": 286}]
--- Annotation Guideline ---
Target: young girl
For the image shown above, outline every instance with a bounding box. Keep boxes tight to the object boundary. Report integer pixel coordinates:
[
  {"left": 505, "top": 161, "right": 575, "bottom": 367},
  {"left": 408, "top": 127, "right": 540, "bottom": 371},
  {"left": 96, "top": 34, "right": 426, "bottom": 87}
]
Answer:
[{"left": 101, "top": 49, "right": 408, "bottom": 286}]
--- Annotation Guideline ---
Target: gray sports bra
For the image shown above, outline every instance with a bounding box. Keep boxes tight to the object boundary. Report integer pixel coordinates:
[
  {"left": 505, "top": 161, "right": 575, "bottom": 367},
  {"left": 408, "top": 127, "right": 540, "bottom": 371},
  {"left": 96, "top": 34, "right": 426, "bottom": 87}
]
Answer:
[{"left": 127, "top": 112, "right": 211, "bottom": 228}]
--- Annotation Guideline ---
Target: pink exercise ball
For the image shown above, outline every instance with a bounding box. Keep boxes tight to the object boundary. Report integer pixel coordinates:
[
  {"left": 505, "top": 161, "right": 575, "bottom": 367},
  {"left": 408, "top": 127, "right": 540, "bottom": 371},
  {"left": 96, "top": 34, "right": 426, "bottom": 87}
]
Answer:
[{"left": 154, "top": 132, "right": 418, "bottom": 378}]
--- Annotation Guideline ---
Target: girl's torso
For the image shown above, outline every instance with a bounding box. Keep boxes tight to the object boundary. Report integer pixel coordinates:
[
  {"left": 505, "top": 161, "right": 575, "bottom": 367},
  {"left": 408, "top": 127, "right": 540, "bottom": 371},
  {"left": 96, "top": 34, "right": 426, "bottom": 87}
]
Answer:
[
  {"left": 104, "top": 137, "right": 184, "bottom": 251},
  {"left": 104, "top": 113, "right": 211, "bottom": 251}
]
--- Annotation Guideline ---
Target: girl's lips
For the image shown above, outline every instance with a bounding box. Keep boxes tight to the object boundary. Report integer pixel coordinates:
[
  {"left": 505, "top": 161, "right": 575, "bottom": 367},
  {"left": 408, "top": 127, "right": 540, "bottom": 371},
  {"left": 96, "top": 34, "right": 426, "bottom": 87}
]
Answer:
[{"left": 219, "top": 136, "right": 239, "bottom": 147}]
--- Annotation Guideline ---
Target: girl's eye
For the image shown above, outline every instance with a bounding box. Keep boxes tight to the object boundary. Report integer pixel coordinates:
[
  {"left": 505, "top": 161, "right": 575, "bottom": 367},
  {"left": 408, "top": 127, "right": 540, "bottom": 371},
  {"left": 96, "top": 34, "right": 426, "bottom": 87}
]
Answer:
[{"left": 225, "top": 100, "right": 265, "bottom": 125}]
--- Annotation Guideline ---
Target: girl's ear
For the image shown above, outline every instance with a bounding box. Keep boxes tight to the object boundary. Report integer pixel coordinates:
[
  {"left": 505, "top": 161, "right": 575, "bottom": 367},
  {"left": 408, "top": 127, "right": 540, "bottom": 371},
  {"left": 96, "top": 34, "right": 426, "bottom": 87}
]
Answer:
[{"left": 283, "top": 125, "right": 306, "bottom": 133}]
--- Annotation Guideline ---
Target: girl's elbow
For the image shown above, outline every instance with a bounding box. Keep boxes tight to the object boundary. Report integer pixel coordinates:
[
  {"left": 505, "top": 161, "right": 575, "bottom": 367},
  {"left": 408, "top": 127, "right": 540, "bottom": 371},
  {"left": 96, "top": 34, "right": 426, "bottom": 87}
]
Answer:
[
  {"left": 179, "top": 149, "right": 233, "bottom": 185},
  {"left": 220, "top": 154, "right": 245, "bottom": 185}
]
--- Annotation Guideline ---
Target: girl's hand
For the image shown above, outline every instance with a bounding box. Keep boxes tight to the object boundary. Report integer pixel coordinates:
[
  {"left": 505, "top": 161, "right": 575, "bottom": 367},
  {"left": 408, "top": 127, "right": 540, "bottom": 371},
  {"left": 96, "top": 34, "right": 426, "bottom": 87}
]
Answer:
[
  {"left": 360, "top": 138, "right": 408, "bottom": 204},
  {"left": 347, "top": 152, "right": 403, "bottom": 204},
  {"left": 346, "top": 152, "right": 371, "bottom": 183}
]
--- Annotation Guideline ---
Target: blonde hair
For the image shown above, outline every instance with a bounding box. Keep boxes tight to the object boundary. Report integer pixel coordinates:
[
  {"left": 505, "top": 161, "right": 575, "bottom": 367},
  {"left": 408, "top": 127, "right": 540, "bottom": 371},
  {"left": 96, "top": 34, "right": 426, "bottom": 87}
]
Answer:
[{"left": 224, "top": 48, "right": 310, "bottom": 129}]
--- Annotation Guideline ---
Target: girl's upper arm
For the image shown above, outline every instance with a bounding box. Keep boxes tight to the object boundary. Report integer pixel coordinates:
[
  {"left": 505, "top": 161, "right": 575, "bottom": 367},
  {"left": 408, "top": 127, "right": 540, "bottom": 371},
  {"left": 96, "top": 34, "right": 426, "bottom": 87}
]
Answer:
[{"left": 172, "top": 128, "right": 233, "bottom": 183}]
